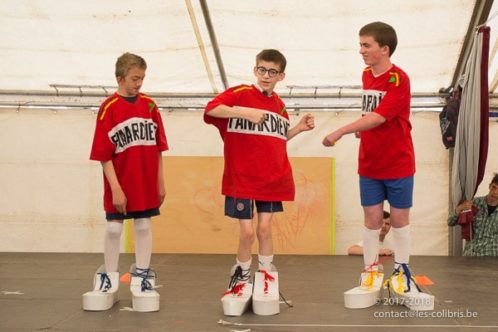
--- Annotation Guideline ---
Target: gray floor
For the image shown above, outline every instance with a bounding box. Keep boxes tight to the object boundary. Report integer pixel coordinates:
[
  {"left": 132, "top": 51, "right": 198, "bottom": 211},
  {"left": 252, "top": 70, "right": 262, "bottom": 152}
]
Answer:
[{"left": 1, "top": 253, "right": 497, "bottom": 332}]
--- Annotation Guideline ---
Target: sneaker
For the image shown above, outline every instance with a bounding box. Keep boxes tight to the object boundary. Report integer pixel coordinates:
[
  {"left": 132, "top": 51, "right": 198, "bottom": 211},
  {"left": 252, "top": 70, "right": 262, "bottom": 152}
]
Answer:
[
  {"left": 82, "top": 265, "right": 119, "bottom": 311},
  {"left": 221, "top": 265, "right": 252, "bottom": 316},
  {"left": 384, "top": 263, "right": 434, "bottom": 311},
  {"left": 253, "top": 265, "right": 279, "bottom": 315},
  {"left": 130, "top": 264, "right": 160, "bottom": 312},
  {"left": 343, "top": 263, "right": 383, "bottom": 309},
  {"left": 226, "top": 265, "right": 251, "bottom": 295}
]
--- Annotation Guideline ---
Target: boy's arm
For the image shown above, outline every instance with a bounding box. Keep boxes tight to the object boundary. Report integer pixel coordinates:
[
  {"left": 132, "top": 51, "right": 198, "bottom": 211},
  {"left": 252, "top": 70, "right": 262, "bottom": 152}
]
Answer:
[
  {"left": 101, "top": 160, "right": 127, "bottom": 215},
  {"left": 157, "top": 152, "right": 165, "bottom": 206},
  {"left": 207, "top": 105, "right": 266, "bottom": 124},
  {"left": 322, "top": 112, "right": 385, "bottom": 146},
  {"left": 287, "top": 113, "right": 315, "bottom": 140}
]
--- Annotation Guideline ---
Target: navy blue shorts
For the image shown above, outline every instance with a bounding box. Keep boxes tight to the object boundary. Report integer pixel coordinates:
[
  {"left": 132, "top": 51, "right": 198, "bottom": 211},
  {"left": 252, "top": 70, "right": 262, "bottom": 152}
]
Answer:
[
  {"left": 224, "top": 196, "right": 283, "bottom": 219},
  {"left": 359, "top": 176, "right": 413, "bottom": 209},
  {"left": 106, "top": 208, "right": 160, "bottom": 221}
]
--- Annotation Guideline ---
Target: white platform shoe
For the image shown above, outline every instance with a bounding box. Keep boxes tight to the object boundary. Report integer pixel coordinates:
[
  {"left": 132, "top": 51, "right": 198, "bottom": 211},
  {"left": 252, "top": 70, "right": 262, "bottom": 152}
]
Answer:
[
  {"left": 221, "top": 265, "right": 252, "bottom": 316},
  {"left": 384, "top": 263, "right": 434, "bottom": 311},
  {"left": 130, "top": 264, "right": 160, "bottom": 312},
  {"left": 82, "top": 265, "right": 119, "bottom": 311},
  {"left": 344, "top": 264, "right": 384, "bottom": 309},
  {"left": 252, "top": 267, "right": 280, "bottom": 316}
]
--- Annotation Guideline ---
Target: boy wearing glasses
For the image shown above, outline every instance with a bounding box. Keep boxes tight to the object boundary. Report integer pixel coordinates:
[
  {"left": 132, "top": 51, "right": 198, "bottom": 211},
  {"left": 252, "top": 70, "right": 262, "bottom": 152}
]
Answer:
[{"left": 204, "top": 49, "right": 314, "bottom": 315}]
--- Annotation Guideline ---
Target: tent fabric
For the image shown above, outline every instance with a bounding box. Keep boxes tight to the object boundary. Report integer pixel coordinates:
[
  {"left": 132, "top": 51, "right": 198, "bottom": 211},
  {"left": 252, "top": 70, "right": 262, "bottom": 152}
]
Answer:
[
  {"left": 0, "top": 0, "right": 489, "bottom": 95},
  {"left": 451, "top": 26, "right": 490, "bottom": 210}
]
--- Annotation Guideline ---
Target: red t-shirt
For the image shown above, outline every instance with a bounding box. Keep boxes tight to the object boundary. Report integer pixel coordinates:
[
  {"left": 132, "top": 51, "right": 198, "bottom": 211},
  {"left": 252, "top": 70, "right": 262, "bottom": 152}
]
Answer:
[
  {"left": 90, "top": 93, "right": 169, "bottom": 213},
  {"left": 204, "top": 85, "right": 295, "bottom": 201},
  {"left": 359, "top": 65, "right": 415, "bottom": 179}
]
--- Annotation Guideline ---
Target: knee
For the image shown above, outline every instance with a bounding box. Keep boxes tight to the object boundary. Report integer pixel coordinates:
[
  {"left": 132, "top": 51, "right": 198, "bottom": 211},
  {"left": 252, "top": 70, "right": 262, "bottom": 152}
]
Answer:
[
  {"left": 106, "top": 222, "right": 123, "bottom": 238},
  {"left": 134, "top": 218, "right": 151, "bottom": 235},
  {"left": 240, "top": 228, "right": 256, "bottom": 245},
  {"left": 257, "top": 224, "right": 272, "bottom": 241}
]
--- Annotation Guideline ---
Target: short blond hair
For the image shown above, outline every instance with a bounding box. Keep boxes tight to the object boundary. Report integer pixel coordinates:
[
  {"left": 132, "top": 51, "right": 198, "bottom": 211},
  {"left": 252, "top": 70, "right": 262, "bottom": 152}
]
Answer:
[{"left": 115, "top": 52, "right": 147, "bottom": 78}]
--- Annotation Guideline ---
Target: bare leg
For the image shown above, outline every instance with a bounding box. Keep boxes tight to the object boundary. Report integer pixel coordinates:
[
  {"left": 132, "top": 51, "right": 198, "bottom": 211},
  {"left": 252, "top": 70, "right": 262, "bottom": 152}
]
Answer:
[{"left": 362, "top": 203, "right": 383, "bottom": 269}]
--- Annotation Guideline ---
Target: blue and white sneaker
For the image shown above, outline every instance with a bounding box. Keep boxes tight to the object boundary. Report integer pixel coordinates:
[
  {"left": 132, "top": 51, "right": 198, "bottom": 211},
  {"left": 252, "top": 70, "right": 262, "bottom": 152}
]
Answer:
[
  {"left": 82, "top": 265, "right": 119, "bottom": 311},
  {"left": 130, "top": 264, "right": 160, "bottom": 312},
  {"left": 384, "top": 263, "right": 434, "bottom": 311}
]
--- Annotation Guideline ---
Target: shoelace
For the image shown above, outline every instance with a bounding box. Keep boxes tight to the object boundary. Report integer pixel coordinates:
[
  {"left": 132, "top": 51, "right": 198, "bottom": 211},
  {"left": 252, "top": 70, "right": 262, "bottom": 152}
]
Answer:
[
  {"left": 98, "top": 273, "right": 112, "bottom": 292},
  {"left": 134, "top": 268, "right": 154, "bottom": 292},
  {"left": 385, "top": 263, "right": 421, "bottom": 294},
  {"left": 258, "top": 269, "right": 275, "bottom": 294},
  {"left": 225, "top": 266, "right": 250, "bottom": 296},
  {"left": 361, "top": 262, "right": 382, "bottom": 289}
]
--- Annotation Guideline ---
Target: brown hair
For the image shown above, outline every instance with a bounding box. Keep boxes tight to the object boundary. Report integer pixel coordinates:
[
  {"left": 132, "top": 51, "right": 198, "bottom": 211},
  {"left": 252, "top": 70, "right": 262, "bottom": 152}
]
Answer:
[
  {"left": 359, "top": 22, "right": 397, "bottom": 56},
  {"left": 256, "top": 49, "right": 287, "bottom": 72},
  {"left": 492, "top": 173, "right": 498, "bottom": 185}
]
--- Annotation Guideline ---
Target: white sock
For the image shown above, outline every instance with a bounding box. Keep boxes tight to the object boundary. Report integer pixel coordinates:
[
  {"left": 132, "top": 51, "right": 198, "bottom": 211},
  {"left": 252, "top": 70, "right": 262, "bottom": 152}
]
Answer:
[
  {"left": 134, "top": 218, "right": 152, "bottom": 270},
  {"left": 104, "top": 222, "right": 123, "bottom": 273},
  {"left": 258, "top": 254, "right": 274, "bottom": 271},
  {"left": 236, "top": 257, "right": 252, "bottom": 271},
  {"left": 392, "top": 225, "right": 411, "bottom": 269},
  {"left": 363, "top": 227, "right": 381, "bottom": 270}
]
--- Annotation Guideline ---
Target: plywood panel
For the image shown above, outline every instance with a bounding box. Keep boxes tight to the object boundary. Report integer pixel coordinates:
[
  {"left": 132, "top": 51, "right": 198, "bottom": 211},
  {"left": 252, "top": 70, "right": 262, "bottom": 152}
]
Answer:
[{"left": 146, "top": 156, "right": 334, "bottom": 254}]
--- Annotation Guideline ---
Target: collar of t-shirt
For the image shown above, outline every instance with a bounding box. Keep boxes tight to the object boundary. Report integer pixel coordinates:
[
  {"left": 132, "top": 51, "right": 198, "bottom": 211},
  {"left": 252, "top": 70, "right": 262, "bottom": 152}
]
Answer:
[
  {"left": 119, "top": 95, "right": 138, "bottom": 104},
  {"left": 253, "top": 83, "right": 272, "bottom": 97},
  {"left": 488, "top": 204, "right": 497, "bottom": 215}
]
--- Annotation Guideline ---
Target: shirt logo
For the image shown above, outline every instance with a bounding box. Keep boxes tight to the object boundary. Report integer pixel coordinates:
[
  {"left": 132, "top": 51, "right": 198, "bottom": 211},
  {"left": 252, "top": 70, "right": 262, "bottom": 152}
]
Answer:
[
  {"left": 227, "top": 111, "right": 289, "bottom": 140},
  {"left": 362, "top": 89, "right": 386, "bottom": 113},
  {"left": 108, "top": 117, "right": 158, "bottom": 153},
  {"left": 148, "top": 102, "right": 155, "bottom": 113}
]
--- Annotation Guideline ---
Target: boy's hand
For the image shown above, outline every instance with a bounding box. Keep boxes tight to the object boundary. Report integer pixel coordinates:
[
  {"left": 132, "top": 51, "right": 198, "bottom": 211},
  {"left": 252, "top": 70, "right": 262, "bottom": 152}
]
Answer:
[
  {"left": 237, "top": 106, "right": 266, "bottom": 124},
  {"left": 298, "top": 113, "right": 315, "bottom": 132},
  {"left": 322, "top": 131, "right": 342, "bottom": 147},
  {"left": 112, "top": 188, "right": 127, "bottom": 215},
  {"left": 455, "top": 200, "right": 473, "bottom": 215}
]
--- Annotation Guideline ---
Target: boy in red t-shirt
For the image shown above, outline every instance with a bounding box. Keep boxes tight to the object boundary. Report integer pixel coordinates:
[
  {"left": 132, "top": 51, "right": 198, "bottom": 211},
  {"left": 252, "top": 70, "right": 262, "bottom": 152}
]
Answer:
[
  {"left": 205, "top": 49, "right": 314, "bottom": 315},
  {"left": 323, "top": 22, "right": 433, "bottom": 310},
  {"left": 83, "top": 53, "right": 168, "bottom": 312}
]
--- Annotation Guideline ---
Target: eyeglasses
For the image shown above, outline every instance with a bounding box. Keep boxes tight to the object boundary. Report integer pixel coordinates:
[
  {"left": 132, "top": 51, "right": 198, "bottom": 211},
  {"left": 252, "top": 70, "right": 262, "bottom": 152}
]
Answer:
[{"left": 256, "top": 66, "right": 280, "bottom": 78}]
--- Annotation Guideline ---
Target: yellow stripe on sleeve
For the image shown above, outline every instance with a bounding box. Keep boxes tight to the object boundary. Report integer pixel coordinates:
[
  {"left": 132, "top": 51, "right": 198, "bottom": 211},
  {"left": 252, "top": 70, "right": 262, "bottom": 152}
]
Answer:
[{"left": 99, "top": 97, "right": 119, "bottom": 120}]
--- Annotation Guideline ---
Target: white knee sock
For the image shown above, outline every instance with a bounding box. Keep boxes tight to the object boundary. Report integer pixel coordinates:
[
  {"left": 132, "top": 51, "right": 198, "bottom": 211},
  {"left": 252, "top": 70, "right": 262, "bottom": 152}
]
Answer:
[
  {"left": 258, "top": 254, "right": 274, "bottom": 271},
  {"left": 134, "top": 218, "right": 152, "bottom": 270},
  {"left": 104, "top": 222, "right": 123, "bottom": 273},
  {"left": 363, "top": 227, "right": 381, "bottom": 270},
  {"left": 236, "top": 257, "right": 252, "bottom": 271},
  {"left": 392, "top": 225, "right": 411, "bottom": 269}
]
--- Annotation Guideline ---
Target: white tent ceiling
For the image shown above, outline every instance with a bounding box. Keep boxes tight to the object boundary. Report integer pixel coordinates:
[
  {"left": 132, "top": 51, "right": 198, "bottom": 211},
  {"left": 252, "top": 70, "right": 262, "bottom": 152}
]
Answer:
[{"left": 0, "top": 0, "right": 496, "bottom": 97}]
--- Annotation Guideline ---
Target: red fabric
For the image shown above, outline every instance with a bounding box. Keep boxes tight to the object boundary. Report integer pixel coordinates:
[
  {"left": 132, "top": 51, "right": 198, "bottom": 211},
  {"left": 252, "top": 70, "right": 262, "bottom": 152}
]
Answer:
[
  {"left": 90, "top": 93, "right": 168, "bottom": 213},
  {"left": 358, "top": 65, "right": 415, "bottom": 179},
  {"left": 204, "top": 85, "right": 295, "bottom": 201},
  {"left": 475, "top": 26, "right": 490, "bottom": 196},
  {"left": 457, "top": 205, "right": 479, "bottom": 241}
]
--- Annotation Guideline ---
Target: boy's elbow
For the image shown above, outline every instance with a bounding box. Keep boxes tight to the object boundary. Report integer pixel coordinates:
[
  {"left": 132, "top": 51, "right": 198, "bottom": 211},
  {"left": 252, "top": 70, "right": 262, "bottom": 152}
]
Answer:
[{"left": 373, "top": 114, "right": 387, "bottom": 126}]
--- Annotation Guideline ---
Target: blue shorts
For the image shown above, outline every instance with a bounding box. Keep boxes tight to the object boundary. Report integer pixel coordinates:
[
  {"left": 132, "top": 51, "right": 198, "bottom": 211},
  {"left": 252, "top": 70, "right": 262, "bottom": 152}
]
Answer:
[
  {"left": 224, "top": 196, "right": 283, "bottom": 220},
  {"left": 359, "top": 176, "right": 413, "bottom": 209}
]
